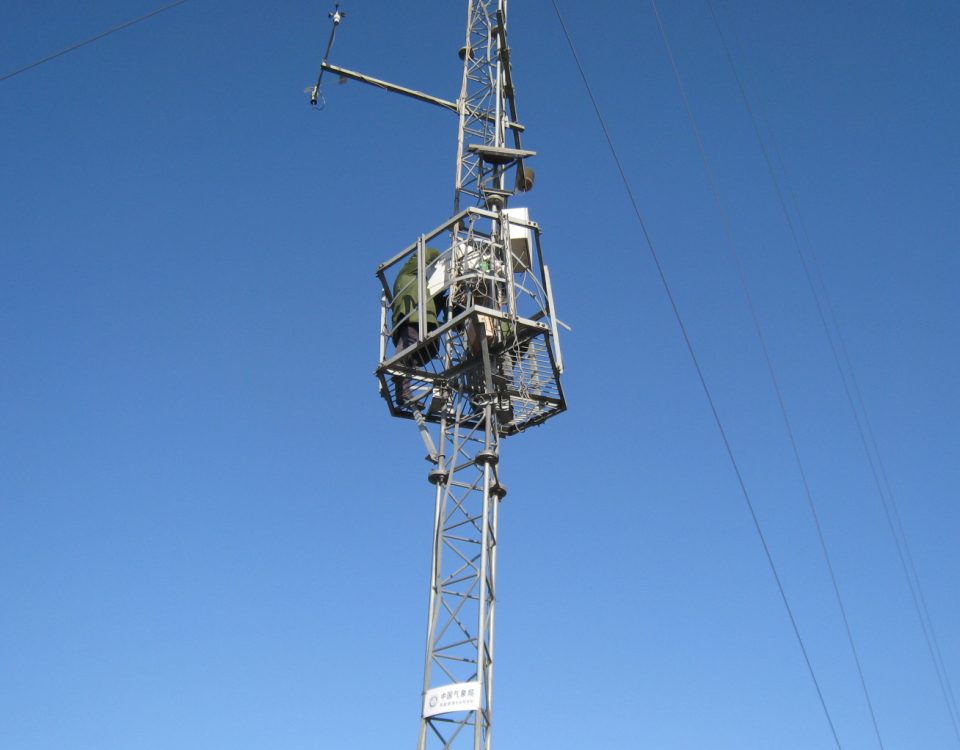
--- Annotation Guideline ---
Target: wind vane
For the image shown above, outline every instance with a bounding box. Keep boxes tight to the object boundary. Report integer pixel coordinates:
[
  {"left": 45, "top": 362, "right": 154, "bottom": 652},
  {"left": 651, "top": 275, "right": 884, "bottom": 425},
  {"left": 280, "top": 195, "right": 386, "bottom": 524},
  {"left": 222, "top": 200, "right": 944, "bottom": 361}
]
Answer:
[{"left": 309, "top": 4, "right": 344, "bottom": 107}]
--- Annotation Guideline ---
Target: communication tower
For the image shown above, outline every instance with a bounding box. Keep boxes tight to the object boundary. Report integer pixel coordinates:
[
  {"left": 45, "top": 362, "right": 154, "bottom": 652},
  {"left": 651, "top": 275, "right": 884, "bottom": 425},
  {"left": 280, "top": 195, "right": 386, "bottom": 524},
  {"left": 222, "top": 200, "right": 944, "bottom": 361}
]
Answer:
[{"left": 313, "top": 3, "right": 566, "bottom": 748}]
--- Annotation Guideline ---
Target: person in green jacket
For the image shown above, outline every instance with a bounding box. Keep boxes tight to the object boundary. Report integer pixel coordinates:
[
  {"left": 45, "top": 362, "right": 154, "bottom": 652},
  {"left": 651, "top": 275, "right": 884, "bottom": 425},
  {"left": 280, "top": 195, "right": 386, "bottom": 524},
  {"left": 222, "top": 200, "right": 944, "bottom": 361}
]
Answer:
[{"left": 391, "top": 247, "right": 446, "bottom": 405}]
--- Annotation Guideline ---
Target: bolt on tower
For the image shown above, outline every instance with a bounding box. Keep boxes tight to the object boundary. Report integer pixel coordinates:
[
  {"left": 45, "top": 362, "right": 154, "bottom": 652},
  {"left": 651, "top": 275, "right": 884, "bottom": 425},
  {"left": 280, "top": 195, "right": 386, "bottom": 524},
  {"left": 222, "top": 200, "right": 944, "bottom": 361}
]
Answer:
[{"left": 314, "top": 3, "right": 566, "bottom": 748}]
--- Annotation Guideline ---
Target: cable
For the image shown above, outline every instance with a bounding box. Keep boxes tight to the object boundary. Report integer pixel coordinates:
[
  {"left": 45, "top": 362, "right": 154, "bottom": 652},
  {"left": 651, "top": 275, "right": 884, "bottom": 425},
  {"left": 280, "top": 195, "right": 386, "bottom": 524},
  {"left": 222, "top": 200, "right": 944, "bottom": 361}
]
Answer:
[
  {"left": 548, "top": 2, "right": 843, "bottom": 747},
  {"left": 646, "top": 0, "right": 886, "bottom": 745},
  {"left": 768, "top": 99, "right": 960, "bottom": 741},
  {"left": 783, "top": 139, "right": 960, "bottom": 741},
  {"left": 0, "top": 0, "right": 193, "bottom": 84},
  {"left": 704, "top": 1, "right": 960, "bottom": 742},
  {"left": 650, "top": 0, "right": 883, "bottom": 750}
]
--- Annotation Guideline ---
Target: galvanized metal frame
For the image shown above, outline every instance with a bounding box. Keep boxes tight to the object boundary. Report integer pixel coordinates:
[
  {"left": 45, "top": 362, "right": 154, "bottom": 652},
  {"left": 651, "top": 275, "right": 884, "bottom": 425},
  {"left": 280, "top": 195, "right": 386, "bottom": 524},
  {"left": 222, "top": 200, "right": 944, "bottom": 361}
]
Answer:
[
  {"left": 317, "top": 3, "right": 563, "bottom": 748},
  {"left": 417, "top": 398, "right": 503, "bottom": 750},
  {"left": 422, "top": 5, "right": 514, "bottom": 748},
  {"left": 375, "top": 207, "right": 565, "bottom": 436}
]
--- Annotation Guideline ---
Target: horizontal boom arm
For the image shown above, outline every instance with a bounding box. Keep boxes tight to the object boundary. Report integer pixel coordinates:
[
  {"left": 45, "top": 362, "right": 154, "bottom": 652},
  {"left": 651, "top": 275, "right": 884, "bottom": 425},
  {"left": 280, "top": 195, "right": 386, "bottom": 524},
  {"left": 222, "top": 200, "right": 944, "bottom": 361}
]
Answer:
[{"left": 320, "top": 61, "right": 525, "bottom": 132}]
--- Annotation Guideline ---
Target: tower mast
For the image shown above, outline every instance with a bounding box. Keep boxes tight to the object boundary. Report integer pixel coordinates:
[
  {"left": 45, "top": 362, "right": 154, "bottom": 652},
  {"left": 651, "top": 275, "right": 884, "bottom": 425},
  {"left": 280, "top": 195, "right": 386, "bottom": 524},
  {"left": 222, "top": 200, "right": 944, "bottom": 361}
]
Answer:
[{"left": 314, "top": 4, "right": 565, "bottom": 748}]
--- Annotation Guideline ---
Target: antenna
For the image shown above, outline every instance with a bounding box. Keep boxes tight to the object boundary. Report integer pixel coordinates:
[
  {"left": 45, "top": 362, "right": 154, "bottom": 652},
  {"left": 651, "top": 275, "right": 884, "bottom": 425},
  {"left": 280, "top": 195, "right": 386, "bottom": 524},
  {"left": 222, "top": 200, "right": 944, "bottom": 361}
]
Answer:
[{"left": 315, "top": 4, "right": 566, "bottom": 748}]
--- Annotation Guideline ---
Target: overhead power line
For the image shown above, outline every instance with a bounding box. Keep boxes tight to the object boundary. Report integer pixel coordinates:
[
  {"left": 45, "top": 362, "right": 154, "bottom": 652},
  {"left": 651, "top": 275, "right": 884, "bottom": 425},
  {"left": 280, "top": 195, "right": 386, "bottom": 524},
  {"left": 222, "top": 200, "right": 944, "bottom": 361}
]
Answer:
[
  {"left": 548, "top": 1, "right": 843, "bottom": 747},
  {"left": 704, "top": 0, "right": 960, "bottom": 743},
  {"left": 0, "top": 0, "right": 193, "bottom": 84},
  {"left": 647, "top": 0, "right": 886, "bottom": 746}
]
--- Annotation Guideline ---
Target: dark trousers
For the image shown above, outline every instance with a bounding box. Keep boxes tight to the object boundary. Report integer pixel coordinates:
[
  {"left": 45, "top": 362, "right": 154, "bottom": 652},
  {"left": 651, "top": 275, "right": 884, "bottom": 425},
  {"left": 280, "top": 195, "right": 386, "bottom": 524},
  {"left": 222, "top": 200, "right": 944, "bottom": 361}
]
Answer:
[{"left": 392, "top": 324, "right": 439, "bottom": 404}]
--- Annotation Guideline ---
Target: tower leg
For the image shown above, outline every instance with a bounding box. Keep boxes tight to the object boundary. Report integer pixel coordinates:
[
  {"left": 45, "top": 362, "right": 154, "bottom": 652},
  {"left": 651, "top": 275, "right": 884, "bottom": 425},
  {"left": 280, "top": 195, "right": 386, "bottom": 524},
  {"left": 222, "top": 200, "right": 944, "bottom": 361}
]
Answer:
[{"left": 418, "top": 400, "right": 501, "bottom": 750}]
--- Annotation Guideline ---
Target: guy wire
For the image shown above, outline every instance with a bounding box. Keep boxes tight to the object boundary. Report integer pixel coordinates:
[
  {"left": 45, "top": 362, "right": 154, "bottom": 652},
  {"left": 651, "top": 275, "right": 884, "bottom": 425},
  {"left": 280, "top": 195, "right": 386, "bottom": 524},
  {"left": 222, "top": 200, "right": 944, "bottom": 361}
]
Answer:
[
  {"left": 647, "top": 0, "right": 886, "bottom": 745},
  {"left": 704, "top": 0, "right": 960, "bottom": 741},
  {"left": 1, "top": 0, "right": 194, "bottom": 84},
  {"left": 549, "top": 1, "right": 844, "bottom": 747}
]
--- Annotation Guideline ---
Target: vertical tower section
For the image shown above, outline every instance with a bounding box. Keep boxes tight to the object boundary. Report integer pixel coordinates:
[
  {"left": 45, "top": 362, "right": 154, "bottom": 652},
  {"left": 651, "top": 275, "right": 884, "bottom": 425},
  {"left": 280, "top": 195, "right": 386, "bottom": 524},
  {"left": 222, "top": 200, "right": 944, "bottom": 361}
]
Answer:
[
  {"left": 453, "top": 1, "right": 533, "bottom": 214},
  {"left": 415, "top": 4, "right": 535, "bottom": 749},
  {"left": 420, "top": 7, "right": 508, "bottom": 746},
  {"left": 417, "top": 399, "right": 503, "bottom": 750},
  {"left": 453, "top": 0, "right": 499, "bottom": 211},
  {"left": 313, "top": 3, "right": 565, "bottom": 748}
]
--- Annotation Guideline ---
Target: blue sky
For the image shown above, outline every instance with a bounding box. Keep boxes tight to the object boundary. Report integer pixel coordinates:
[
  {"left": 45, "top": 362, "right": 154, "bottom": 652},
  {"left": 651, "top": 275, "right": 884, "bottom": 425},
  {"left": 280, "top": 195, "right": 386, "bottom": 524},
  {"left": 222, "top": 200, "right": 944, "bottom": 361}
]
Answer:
[{"left": 2, "top": 1, "right": 958, "bottom": 748}]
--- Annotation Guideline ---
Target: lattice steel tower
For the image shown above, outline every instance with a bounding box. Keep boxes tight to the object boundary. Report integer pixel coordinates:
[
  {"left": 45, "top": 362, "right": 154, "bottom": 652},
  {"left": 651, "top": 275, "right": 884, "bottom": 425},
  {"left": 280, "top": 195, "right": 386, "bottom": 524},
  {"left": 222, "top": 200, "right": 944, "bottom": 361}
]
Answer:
[{"left": 314, "top": 3, "right": 565, "bottom": 748}]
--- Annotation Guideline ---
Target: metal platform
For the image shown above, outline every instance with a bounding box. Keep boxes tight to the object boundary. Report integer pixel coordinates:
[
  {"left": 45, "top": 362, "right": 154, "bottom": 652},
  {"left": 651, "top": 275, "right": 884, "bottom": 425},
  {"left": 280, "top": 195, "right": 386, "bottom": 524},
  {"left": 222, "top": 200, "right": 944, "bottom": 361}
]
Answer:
[{"left": 376, "top": 207, "right": 566, "bottom": 436}]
